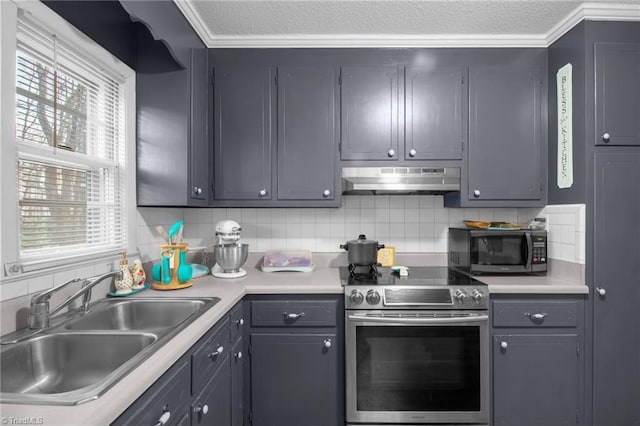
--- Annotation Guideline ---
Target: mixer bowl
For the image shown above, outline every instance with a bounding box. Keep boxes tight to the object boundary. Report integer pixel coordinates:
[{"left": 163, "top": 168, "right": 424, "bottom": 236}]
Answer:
[{"left": 214, "top": 244, "right": 249, "bottom": 272}]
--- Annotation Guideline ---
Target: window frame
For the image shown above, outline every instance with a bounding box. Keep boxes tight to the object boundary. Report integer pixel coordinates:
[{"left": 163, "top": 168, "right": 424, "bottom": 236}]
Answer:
[{"left": 0, "top": 0, "right": 136, "bottom": 282}]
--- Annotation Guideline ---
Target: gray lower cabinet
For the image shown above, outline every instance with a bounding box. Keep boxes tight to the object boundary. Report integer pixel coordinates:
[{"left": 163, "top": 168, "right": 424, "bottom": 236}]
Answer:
[
  {"left": 246, "top": 295, "right": 344, "bottom": 426},
  {"left": 466, "top": 64, "right": 544, "bottom": 204},
  {"left": 112, "top": 301, "right": 244, "bottom": 426},
  {"left": 214, "top": 66, "right": 274, "bottom": 201},
  {"left": 592, "top": 153, "right": 640, "bottom": 425},
  {"left": 595, "top": 42, "right": 640, "bottom": 146},
  {"left": 340, "top": 66, "right": 400, "bottom": 160},
  {"left": 491, "top": 296, "right": 584, "bottom": 426}
]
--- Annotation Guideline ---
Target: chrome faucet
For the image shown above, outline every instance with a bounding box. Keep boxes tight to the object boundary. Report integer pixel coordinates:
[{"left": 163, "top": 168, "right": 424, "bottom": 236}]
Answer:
[{"left": 29, "top": 270, "right": 123, "bottom": 330}]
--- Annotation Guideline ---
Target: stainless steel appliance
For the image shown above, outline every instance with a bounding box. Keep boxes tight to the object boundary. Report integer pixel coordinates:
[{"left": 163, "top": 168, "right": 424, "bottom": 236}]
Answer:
[
  {"left": 448, "top": 227, "right": 547, "bottom": 274},
  {"left": 343, "top": 267, "right": 489, "bottom": 425},
  {"left": 342, "top": 167, "right": 460, "bottom": 194}
]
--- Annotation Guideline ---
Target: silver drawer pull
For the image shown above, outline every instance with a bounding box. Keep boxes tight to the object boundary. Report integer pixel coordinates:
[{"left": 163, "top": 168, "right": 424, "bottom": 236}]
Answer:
[
  {"left": 208, "top": 345, "right": 224, "bottom": 358},
  {"left": 524, "top": 312, "right": 548, "bottom": 321},
  {"left": 154, "top": 411, "right": 171, "bottom": 426},
  {"left": 283, "top": 312, "right": 305, "bottom": 320}
]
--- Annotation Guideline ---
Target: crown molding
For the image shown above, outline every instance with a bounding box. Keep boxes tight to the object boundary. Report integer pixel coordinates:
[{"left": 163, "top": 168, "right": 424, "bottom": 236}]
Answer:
[{"left": 175, "top": 1, "right": 640, "bottom": 49}]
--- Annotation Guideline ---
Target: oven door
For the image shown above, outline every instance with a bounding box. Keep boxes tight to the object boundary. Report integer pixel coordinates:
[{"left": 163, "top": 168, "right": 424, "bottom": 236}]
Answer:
[{"left": 346, "top": 311, "right": 489, "bottom": 425}]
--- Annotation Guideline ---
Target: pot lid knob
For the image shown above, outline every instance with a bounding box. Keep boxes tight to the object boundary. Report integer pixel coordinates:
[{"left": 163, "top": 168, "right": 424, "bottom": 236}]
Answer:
[{"left": 358, "top": 234, "right": 367, "bottom": 240}]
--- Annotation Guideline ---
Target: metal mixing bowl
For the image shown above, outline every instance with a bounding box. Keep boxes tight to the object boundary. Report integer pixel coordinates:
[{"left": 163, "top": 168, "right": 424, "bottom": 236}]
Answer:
[{"left": 214, "top": 244, "right": 249, "bottom": 272}]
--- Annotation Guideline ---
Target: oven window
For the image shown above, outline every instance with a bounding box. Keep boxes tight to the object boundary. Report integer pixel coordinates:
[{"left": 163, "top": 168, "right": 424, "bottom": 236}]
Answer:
[
  {"left": 471, "top": 235, "right": 525, "bottom": 265},
  {"left": 355, "top": 325, "right": 480, "bottom": 412}
]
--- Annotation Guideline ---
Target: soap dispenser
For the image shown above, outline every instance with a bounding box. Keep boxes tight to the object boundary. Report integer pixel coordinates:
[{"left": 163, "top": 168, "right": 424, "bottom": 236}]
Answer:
[{"left": 114, "top": 252, "right": 134, "bottom": 295}]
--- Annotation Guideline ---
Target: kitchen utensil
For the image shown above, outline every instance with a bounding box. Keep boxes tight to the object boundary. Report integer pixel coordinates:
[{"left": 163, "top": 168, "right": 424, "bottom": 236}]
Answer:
[
  {"left": 340, "top": 234, "right": 385, "bottom": 266},
  {"left": 214, "top": 244, "right": 249, "bottom": 273},
  {"left": 155, "top": 226, "right": 170, "bottom": 243},
  {"left": 161, "top": 249, "right": 172, "bottom": 284},
  {"left": 178, "top": 250, "right": 192, "bottom": 283},
  {"left": 151, "top": 263, "right": 161, "bottom": 281},
  {"left": 211, "top": 220, "right": 248, "bottom": 278},
  {"left": 168, "top": 220, "right": 183, "bottom": 244}
]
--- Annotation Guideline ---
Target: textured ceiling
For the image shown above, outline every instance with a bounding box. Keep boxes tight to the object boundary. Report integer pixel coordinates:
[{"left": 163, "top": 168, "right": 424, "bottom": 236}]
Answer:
[{"left": 177, "top": 0, "right": 640, "bottom": 47}]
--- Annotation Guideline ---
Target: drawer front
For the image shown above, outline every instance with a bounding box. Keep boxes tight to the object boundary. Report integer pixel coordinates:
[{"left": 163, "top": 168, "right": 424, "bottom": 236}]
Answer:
[
  {"left": 492, "top": 300, "right": 578, "bottom": 328},
  {"left": 113, "top": 358, "right": 190, "bottom": 426},
  {"left": 192, "top": 318, "right": 230, "bottom": 394},
  {"left": 251, "top": 300, "right": 337, "bottom": 327},
  {"left": 229, "top": 302, "right": 244, "bottom": 345}
]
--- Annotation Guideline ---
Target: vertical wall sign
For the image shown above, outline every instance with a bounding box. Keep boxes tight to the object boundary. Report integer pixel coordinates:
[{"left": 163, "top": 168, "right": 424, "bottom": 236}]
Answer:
[{"left": 556, "top": 63, "right": 573, "bottom": 189}]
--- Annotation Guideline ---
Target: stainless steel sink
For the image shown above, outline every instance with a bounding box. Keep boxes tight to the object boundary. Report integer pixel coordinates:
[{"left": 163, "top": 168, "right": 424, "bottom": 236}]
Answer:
[
  {"left": 0, "top": 297, "right": 220, "bottom": 405},
  {"left": 65, "top": 298, "right": 210, "bottom": 332}
]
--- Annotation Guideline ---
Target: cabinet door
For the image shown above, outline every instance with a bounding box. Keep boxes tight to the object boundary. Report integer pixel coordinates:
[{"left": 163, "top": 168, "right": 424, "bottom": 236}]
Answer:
[
  {"left": 468, "top": 66, "right": 543, "bottom": 201},
  {"left": 214, "top": 66, "right": 273, "bottom": 200},
  {"left": 231, "top": 339, "right": 244, "bottom": 426},
  {"left": 405, "top": 66, "right": 464, "bottom": 160},
  {"left": 595, "top": 43, "right": 640, "bottom": 146},
  {"left": 277, "top": 67, "right": 337, "bottom": 200},
  {"left": 593, "top": 153, "right": 640, "bottom": 425},
  {"left": 189, "top": 48, "right": 209, "bottom": 203},
  {"left": 493, "top": 334, "right": 580, "bottom": 426},
  {"left": 250, "top": 333, "right": 338, "bottom": 426},
  {"left": 340, "top": 66, "right": 400, "bottom": 160},
  {"left": 191, "top": 358, "right": 231, "bottom": 426}
]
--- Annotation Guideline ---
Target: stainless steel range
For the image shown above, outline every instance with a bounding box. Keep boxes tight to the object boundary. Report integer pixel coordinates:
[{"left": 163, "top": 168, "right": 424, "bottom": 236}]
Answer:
[{"left": 343, "top": 266, "right": 490, "bottom": 425}]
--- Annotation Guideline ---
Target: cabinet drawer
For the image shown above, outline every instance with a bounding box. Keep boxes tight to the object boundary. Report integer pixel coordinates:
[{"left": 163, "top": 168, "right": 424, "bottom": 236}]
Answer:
[
  {"left": 492, "top": 300, "right": 578, "bottom": 328},
  {"left": 192, "top": 318, "right": 230, "bottom": 395},
  {"left": 251, "top": 300, "right": 337, "bottom": 327},
  {"left": 112, "top": 358, "right": 190, "bottom": 426},
  {"left": 229, "top": 302, "right": 244, "bottom": 345}
]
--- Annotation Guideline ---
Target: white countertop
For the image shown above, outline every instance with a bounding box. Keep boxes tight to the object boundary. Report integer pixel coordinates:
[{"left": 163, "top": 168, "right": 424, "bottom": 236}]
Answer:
[{"left": 0, "top": 262, "right": 586, "bottom": 425}]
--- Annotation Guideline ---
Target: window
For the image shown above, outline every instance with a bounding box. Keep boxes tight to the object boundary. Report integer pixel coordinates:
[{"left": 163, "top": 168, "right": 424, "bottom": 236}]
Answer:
[{"left": 1, "top": 1, "right": 135, "bottom": 276}]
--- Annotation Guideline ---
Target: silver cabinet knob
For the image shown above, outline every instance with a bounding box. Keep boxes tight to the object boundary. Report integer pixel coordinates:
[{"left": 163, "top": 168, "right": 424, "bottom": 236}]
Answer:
[
  {"left": 323, "top": 189, "right": 331, "bottom": 197},
  {"left": 409, "top": 148, "right": 417, "bottom": 157},
  {"left": 208, "top": 345, "right": 224, "bottom": 358},
  {"left": 235, "top": 351, "right": 243, "bottom": 360},
  {"left": 596, "top": 287, "right": 606, "bottom": 296},
  {"left": 236, "top": 318, "right": 244, "bottom": 326},
  {"left": 259, "top": 189, "right": 267, "bottom": 196},
  {"left": 324, "top": 338, "right": 332, "bottom": 349},
  {"left": 602, "top": 133, "right": 610, "bottom": 142},
  {"left": 387, "top": 149, "right": 395, "bottom": 157},
  {"left": 500, "top": 341, "right": 508, "bottom": 349},
  {"left": 193, "top": 186, "right": 202, "bottom": 195},
  {"left": 195, "top": 403, "right": 209, "bottom": 415},
  {"left": 473, "top": 189, "right": 481, "bottom": 198}
]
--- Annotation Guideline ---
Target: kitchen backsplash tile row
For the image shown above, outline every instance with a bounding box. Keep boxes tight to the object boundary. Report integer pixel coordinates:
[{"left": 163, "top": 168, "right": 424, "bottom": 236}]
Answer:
[{"left": 137, "top": 196, "right": 559, "bottom": 262}]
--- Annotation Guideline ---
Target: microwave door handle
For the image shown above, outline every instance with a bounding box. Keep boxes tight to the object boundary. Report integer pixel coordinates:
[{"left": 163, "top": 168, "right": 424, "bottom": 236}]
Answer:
[
  {"left": 347, "top": 314, "right": 489, "bottom": 324},
  {"left": 525, "top": 232, "right": 533, "bottom": 270}
]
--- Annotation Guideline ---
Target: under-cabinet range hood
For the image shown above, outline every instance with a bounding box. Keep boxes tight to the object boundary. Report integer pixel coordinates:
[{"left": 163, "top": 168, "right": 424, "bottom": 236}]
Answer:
[{"left": 342, "top": 167, "right": 460, "bottom": 195}]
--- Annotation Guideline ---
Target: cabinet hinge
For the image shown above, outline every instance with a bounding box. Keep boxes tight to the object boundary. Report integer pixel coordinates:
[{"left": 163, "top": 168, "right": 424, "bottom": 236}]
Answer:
[
  {"left": 338, "top": 141, "right": 342, "bottom": 152},
  {"left": 461, "top": 75, "right": 465, "bottom": 84},
  {"left": 210, "top": 69, "right": 215, "bottom": 86},
  {"left": 461, "top": 141, "right": 464, "bottom": 152},
  {"left": 576, "top": 344, "right": 580, "bottom": 357}
]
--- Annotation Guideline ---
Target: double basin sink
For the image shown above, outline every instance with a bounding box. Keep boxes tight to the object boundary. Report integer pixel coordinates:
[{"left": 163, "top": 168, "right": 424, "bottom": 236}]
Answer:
[{"left": 0, "top": 297, "right": 220, "bottom": 405}]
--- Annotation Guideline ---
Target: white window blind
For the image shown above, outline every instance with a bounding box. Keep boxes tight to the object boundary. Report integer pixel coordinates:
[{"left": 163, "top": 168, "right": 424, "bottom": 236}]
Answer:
[{"left": 15, "top": 14, "right": 127, "bottom": 264}]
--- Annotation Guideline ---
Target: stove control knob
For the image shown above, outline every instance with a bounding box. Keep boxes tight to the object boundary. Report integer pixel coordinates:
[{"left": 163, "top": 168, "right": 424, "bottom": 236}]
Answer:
[
  {"left": 454, "top": 290, "right": 467, "bottom": 305},
  {"left": 349, "top": 290, "right": 364, "bottom": 305},
  {"left": 472, "top": 290, "right": 485, "bottom": 304},
  {"left": 366, "top": 290, "right": 381, "bottom": 305}
]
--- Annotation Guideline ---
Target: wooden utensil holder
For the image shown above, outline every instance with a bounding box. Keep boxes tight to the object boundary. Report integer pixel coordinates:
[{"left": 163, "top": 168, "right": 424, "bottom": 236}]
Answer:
[{"left": 152, "top": 243, "right": 193, "bottom": 290}]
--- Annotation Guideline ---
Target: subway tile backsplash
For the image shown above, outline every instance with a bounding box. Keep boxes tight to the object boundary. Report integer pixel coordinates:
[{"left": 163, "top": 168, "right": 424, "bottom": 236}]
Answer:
[{"left": 136, "top": 196, "right": 584, "bottom": 263}]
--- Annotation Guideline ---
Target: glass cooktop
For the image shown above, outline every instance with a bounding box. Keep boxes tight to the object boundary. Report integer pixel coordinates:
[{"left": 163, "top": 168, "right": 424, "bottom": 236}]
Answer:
[{"left": 339, "top": 266, "right": 485, "bottom": 287}]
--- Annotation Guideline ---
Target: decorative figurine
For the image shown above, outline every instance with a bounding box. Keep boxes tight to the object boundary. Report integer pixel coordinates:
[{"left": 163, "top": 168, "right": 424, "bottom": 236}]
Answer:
[{"left": 130, "top": 259, "right": 146, "bottom": 289}]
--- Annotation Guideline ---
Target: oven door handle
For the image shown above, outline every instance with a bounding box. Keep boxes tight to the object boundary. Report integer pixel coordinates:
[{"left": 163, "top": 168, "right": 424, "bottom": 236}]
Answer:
[{"left": 347, "top": 314, "right": 489, "bottom": 324}]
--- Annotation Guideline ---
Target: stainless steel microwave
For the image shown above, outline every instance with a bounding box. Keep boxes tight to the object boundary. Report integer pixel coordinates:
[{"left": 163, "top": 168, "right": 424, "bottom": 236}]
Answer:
[{"left": 448, "top": 228, "right": 547, "bottom": 274}]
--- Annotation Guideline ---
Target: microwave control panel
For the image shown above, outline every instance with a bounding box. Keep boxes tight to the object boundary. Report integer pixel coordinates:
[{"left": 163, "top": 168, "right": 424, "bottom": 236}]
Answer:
[{"left": 532, "top": 235, "right": 547, "bottom": 264}]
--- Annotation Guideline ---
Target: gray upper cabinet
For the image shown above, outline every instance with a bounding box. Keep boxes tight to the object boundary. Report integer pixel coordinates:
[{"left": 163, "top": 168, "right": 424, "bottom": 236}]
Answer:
[
  {"left": 189, "top": 48, "right": 210, "bottom": 203},
  {"left": 214, "top": 66, "right": 274, "bottom": 200},
  {"left": 592, "top": 153, "right": 640, "bottom": 425},
  {"left": 595, "top": 42, "right": 640, "bottom": 146},
  {"left": 467, "top": 65, "right": 544, "bottom": 202},
  {"left": 277, "top": 67, "right": 337, "bottom": 200},
  {"left": 405, "top": 66, "right": 464, "bottom": 160},
  {"left": 340, "top": 66, "right": 400, "bottom": 160}
]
